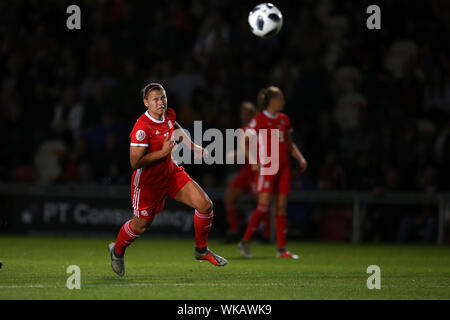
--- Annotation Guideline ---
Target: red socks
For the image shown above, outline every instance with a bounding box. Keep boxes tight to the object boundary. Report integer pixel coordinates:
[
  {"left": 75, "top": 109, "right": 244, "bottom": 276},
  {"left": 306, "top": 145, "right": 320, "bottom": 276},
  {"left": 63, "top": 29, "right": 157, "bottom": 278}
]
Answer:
[
  {"left": 262, "top": 210, "right": 271, "bottom": 239},
  {"left": 242, "top": 206, "right": 287, "bottom": 249},
  {"left": 194, "top": 209, "right": 213, "bottom": 249},
  {"left": 114, "top": 209, "right": 214, "bottom": 256},
  {"left": 276, "top": 214, "right": 287, "bottom": 249},
  {"left": 225, "top": 203, "right": 240, "bottom": 234},
  {"left": 242, "top": 204, "right": 269, "bottom": 242},
  {"left": 114, "top": 211, "right": 286, "bottom": 256},
  {"left": 114, "top": 220, "right": 140, "bottom": 256}
]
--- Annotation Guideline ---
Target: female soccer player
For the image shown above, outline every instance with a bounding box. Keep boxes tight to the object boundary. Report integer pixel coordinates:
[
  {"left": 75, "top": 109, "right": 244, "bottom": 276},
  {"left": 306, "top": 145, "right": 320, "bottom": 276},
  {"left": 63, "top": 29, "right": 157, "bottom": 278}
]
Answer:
[
  {"left": 223, "top": 100, "right": 271, "bottom": 243},
  {"left": 108, "top": 83, "right": 227, "bottom": 277},
  {"left": 238, "top": 86, "right": 308, "bottom": 259}
]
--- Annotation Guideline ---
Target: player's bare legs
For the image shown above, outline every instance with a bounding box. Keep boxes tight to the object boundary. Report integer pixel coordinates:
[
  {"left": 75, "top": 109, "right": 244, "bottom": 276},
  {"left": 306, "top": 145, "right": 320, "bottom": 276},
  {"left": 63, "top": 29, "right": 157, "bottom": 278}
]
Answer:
[
  {"left": 275, "top": 194, "right": 298, "bottom": 259},
  {"left": 239, "top": 193, "right": 271, "bottom": 258},
  {"left": 223, "top": 186, "right": 245, "bottom": 242},
  {"left": 173, "top": 180, "right": 228, "bottom": 266},
  {"left": 131, "top": 216, "right": 154, "bottom": 234},
  {"left": 257, "top": 193, "right": 271, "bottom": 207},
  {"left": 173, "top": 180, "right": 213, "bottom": 213}
]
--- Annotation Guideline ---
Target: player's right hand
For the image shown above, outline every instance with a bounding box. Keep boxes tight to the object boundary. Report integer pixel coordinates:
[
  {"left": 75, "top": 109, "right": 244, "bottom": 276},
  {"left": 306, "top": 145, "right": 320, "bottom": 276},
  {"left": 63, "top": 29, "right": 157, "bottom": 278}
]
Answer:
[
  {"left": 161, "top": 135, "right": 176, "bottom": 156},
  {"left": 299, "top": 156, "right": 308, "bottom": 173}
]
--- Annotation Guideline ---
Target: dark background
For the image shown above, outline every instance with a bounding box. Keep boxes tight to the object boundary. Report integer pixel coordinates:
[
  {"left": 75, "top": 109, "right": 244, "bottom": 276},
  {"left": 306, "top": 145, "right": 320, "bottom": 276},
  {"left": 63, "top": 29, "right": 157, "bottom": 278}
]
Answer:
[{"left": 1, "top": 0, "right": 449, "bottom": 242}]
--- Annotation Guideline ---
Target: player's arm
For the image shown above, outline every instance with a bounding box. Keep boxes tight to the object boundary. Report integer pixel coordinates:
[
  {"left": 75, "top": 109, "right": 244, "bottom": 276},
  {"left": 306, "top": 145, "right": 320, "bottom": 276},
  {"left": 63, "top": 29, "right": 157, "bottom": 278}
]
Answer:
[
  {"left": 287, "top": 130, "right": 307, "bottom": 173},
  {"left": 173, "top": 121, "right": 206, "bottom": 157},
  {"left": 130, "top": 136, "right": 175, "bottom": 169},
  {"left": 244, "top": 118, "right": 260, "bottom": 171}
]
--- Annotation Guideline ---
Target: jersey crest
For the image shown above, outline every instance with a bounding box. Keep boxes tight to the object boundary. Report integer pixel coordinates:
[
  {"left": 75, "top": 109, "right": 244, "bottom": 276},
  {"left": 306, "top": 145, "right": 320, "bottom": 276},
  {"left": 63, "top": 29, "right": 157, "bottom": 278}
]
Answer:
[{"left": 136, "top": 130, "right": 146, "bottom": 141}]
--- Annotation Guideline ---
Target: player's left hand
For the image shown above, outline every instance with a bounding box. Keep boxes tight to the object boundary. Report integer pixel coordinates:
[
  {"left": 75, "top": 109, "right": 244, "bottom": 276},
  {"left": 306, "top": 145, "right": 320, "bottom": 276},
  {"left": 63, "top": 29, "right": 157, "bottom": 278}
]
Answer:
[
  {"left": 193, "top": 145, "right": 208, "bottom": 159},
  {"left": 299, "top": 157, "right": 308, "bottom": 173}
]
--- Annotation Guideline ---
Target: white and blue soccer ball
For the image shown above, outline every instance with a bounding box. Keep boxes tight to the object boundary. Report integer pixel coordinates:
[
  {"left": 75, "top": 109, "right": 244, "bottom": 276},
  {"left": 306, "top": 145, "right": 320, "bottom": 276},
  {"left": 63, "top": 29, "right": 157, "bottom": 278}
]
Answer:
[{"left": 248, "top": 3, "right": 283, "bottom": 38}]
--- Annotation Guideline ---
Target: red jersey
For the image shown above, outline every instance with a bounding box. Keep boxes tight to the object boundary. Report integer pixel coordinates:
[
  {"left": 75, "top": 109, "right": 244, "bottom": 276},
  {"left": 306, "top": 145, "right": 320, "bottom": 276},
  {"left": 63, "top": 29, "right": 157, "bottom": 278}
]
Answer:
[
  {"left": 129, "top": 108, "right": 178, "bottom": 188},
  {"left": 128, "top": 107, "right": 192, "bottom": 217},
  {"left": 246, "top": 110, "right": 293, "bottom": 168}
]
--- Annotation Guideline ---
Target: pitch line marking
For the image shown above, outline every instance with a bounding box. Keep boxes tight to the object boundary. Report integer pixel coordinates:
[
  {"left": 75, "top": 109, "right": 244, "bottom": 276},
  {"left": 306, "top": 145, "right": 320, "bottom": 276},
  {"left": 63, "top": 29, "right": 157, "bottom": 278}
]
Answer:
[
  {"left": 2, "top": 283, "right": 449, "bottom": 289},
  {"left": 0, "top": 282, "right": 286, "bottom": 289}
]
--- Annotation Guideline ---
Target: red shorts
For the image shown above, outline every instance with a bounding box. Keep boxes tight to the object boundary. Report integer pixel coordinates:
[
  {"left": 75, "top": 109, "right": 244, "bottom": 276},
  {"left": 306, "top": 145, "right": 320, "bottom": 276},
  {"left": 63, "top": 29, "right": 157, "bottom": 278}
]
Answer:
[
  {"left": 230, "top": 165, "right": 257, "bottom": 195},
  {"left": 255, "top": 164, "right": 291, "bottom": 195},
  {"left": 132, "top": 165, "right": 192, "bottom": 219}
]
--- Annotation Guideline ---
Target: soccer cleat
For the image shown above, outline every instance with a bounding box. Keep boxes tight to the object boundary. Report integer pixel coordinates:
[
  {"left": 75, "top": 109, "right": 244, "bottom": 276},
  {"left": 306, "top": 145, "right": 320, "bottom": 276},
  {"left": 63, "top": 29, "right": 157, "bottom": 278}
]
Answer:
[
  {"left": 194, "top": 248, "right": 228, "bottom": 266},
  {"left": 276, "top": 249, "right": 299, "bottom": 259},
  {"left": 108, "top": 242, "right": 125, "bottom": 277},
  {"left": 238, "top": 241, "right": 252, "bottom": 258}
]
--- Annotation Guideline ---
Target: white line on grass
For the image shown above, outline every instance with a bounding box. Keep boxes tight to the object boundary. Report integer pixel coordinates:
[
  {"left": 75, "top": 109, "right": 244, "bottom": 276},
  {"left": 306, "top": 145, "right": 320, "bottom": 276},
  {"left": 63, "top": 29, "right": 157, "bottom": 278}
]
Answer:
[
  {"left": 0, "top": 284, "right": 57, "bottom": 289},
  {"left": 2, "top": 283, "right": 448, "bottom": 289},
  {"left": 0, "top": 282, "right": 286, "bottom": 289}
]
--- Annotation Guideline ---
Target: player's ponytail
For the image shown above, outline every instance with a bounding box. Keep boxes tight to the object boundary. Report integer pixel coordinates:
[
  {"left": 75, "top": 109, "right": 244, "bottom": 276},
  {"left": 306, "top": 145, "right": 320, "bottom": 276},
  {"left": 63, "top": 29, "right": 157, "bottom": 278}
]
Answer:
[{"left": 257, "top": 88, "right": 268, "bottom": 111}]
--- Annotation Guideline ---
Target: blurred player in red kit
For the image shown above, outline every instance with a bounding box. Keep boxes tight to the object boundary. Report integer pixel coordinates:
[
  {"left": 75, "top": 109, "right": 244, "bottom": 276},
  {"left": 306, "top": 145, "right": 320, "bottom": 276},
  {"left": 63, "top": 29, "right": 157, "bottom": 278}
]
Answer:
[
  {"left": 223, "top": 101, "right": 272, "bottom": 243},
  {"left": 238, "top": 86, "right": 307, "bottom": 259},
  {"left": 108, "top": 83, "right": 227, "bottom": 276}
]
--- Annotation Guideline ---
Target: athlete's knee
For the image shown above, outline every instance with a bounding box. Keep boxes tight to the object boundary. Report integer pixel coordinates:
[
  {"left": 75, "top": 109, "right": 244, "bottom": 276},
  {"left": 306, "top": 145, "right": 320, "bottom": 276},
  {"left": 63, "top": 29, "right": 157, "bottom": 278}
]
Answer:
[
  {"left": 276, "top": 197, "right": 288, "bottom": 216},
  {"left": 135, "top": 225, "right": 150, "bottom": 234},
  {"left": 131, "top": 218, "right": 153, "bottom": 235},
  {"left": 205, "top": 198, "right": 213, "bottom": 212},
  {"left": 198, "top": 197, "right": 213, "bottom": 213}
]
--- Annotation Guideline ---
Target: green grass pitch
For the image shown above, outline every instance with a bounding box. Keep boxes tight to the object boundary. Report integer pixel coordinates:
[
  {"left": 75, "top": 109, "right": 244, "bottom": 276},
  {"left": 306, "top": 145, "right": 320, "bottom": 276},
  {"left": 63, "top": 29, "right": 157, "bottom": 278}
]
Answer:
[{"left": 0, "top": 236, "right": 449, "bottom": 300}]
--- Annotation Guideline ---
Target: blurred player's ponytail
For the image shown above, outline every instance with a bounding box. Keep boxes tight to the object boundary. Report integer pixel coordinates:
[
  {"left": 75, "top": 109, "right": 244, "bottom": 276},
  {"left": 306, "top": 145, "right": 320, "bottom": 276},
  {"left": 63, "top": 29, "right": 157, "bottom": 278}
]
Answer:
[
  {"left": 257, "top": 88, "right": 267, "bottom": 111},
  {"left": 257, "top": 86, "right": 281, "bottom": 111}
]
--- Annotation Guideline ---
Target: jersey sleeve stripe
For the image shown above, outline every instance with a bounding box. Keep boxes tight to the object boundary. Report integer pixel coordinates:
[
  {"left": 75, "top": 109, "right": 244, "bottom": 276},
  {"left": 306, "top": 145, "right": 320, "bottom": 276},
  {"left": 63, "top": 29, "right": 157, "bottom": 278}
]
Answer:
[{"left": 130, "top": 143, "right": 149, "bottom": 147}]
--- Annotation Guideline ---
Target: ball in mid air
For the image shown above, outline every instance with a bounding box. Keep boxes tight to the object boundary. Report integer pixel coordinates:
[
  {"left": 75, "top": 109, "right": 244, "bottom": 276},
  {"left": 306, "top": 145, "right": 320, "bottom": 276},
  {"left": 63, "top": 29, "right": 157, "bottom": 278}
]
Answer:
[{"left": 248, "top": 3, "right": 283, "bottom": 38}]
